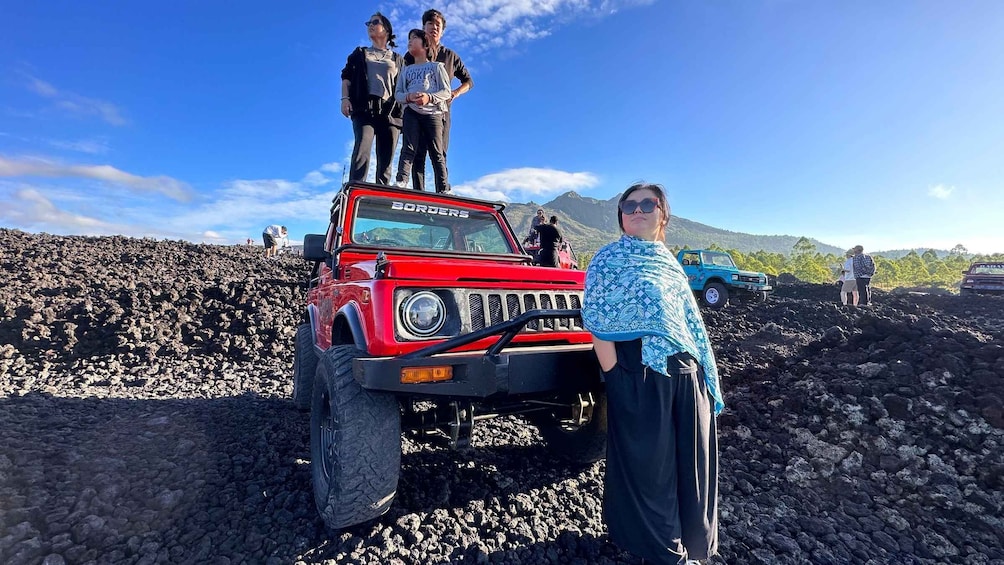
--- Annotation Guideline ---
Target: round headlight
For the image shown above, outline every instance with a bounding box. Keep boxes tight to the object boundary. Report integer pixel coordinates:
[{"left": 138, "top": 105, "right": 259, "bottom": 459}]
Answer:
[{"left": 401, "top": 292, "right": 446, "bottom": 337}]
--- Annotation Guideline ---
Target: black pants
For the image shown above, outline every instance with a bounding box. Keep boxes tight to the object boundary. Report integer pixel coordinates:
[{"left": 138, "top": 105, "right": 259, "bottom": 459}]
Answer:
[
  {"left": 856, "top": 277, "right": 872, "bottom": 305},
  {"left": 396, "top": 108, "right": 449, "bottom": 193},
  {"left": 538, "top": 249, "right": 559, "bottom": 268},
  {"left": 349, "top": 111, "right": 399, "bottom": 185},
  {"left": 604, "top": 340, "right": 718, "bottom": 564},
  {"left": 410, "top": 111, "right": 451, "bottom": 192}
]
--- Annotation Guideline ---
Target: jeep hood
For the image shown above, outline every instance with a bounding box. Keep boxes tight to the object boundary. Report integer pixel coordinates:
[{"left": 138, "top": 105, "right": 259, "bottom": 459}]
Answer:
[{"left": 349, "top": 256, "right": 585, "bottom": 285}]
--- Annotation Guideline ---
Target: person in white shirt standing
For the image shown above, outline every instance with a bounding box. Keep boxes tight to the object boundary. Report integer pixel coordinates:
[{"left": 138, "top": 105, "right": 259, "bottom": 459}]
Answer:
[
  {"left": 839, "top": 249, "right": 858, "bottom": 306},
  {"left": 394, "top": 29, "right": 452, "bottom": 194},
  {"left": 262, "top": 225, "right": 287, "bottom": 258}
]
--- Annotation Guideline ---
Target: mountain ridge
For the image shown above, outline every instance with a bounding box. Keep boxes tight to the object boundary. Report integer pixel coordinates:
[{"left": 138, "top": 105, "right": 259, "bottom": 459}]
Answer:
[{"left": 508, "top": 190, "right": 845, "bottom": 257}]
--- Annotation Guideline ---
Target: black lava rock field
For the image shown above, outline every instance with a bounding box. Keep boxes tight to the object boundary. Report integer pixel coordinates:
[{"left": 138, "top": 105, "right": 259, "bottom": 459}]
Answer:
[{"left": 1, "top": 228, "right": 1002, "bottom": 565}]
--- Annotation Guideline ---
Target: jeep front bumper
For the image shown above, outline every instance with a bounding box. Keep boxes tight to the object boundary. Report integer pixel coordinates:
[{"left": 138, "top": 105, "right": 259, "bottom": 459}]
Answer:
[{"left": 353, "top": 309, "right": 600, "bottom": 398}]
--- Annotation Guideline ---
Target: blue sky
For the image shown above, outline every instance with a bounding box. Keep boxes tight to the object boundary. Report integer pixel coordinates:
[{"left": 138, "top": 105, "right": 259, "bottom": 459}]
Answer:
[{"left": 2, "top": 0, "right": 1003, "bottom": 253}]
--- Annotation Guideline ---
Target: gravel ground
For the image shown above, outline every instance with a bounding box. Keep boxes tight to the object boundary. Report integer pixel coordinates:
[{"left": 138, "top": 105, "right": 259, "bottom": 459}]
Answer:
[{"left": 1, "top": 228, "right": 1002, "bottom": 564}]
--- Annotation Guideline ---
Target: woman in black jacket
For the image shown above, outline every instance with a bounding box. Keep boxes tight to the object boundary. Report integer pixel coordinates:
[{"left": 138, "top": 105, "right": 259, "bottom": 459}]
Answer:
[{"left": 340, "top": 12, "right": 404, "bottom": 185}]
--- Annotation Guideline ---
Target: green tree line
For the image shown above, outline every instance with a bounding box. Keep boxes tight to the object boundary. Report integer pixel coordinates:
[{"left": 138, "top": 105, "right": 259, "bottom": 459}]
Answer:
[{"left": 575, "top": 238, "right": 1003, "bottom": 292}]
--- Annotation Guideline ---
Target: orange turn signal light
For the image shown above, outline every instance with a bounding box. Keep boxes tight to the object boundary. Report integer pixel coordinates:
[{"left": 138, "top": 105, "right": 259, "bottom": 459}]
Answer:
[{"left": 400, "top": 366, "right": 453, "bottom": 384}]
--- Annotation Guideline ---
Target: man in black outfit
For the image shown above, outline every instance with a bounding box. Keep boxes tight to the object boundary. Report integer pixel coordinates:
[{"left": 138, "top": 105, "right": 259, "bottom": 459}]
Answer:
[
  {"left": 402, "top": 9, "right": 474, "bottom": 191},
  {"left": 533, "top": 216, "right": 564, "bottom": 268}
]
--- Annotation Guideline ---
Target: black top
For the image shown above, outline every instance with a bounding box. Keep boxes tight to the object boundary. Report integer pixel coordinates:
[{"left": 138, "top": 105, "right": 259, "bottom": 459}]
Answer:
[
  {"left": 340, "top": 47, "right": 405, "bottom": 127},
  {"left": 533, "top": 224, "right": 563, "bottom": 252}
]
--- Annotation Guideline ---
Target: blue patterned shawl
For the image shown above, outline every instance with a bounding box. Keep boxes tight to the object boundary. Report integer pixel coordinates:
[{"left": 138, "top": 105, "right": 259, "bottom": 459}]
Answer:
[{"left": 582, "top": 235, "right": 724, "bottom": 415}]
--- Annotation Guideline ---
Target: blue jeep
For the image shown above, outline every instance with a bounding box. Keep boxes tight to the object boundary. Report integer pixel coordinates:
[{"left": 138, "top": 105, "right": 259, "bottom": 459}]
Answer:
[{"left": 677, "top": 249, "right": 772, "bottom": 308}]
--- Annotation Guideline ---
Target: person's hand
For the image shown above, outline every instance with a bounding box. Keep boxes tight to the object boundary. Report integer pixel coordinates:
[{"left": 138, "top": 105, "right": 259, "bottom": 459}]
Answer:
[{"left": 340, "top": 99, "right": 351, "bottom": 117}]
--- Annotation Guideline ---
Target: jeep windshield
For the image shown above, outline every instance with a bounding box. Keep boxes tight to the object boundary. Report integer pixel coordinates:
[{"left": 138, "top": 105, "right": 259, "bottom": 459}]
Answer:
[
  {"left": 350, "top": 196, "right": 515, "bottom": 254},
  {"left": 701, "top": 251, "right": 737, "bottom": 268},
  {"left": 970, "top": 264, "right": 1004, "bottom": 275}
]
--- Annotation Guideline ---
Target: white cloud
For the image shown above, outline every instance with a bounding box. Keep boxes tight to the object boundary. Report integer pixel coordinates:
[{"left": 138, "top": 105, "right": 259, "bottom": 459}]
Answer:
[
  {"left": 48, "top": 137, "right": 110, "bottom": 155},
  {"left": 320, "top": 161, "right": 342, "bottom": 173},
  {"left": 21, "top": 73, "right": 128, "bottom": 126},
  {"left": 302, "top": 170, "right": 333, "bottom": 187},
  {"left": 0, "top": 155, "right": 192, "bottom": 201},
  {"left": 928, "top": 184, "right": 954, "bottom": 200},
  {"left": 452, "top": 167, "right": 599, "bottom": 201},
  {"left": 2, "top": 187, "right": 147, "bottom": 236},
  {"left": 390, "top": 0, "right": 654, "bottom": 55}
]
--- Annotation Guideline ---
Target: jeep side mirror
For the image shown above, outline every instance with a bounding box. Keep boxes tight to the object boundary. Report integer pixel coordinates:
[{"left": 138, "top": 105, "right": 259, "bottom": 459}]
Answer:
[{"left": 303, "top": 234, "right": 330, "bottom": 262}]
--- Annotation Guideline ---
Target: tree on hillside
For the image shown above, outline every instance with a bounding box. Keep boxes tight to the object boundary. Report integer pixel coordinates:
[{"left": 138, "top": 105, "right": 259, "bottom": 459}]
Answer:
[
  {"left": 949, "top": 243, "right": 968, "bottom": 256},
  {"left": 791, "top": 237, "right": 816, "bottom": 257}
]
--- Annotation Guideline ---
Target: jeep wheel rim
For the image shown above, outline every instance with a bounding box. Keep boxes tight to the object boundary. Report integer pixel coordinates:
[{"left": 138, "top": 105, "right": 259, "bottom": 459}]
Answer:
[
  {"left": 318, "top": 391, "right": 335, "bottom": 482},
  {"left": 706, "top": 288, "right": 720, "bottom": 303}
]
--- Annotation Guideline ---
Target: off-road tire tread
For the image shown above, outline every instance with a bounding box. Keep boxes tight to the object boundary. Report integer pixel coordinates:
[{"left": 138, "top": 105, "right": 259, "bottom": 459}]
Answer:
[
  {"left": 311, "top": 345, "right": 401, "bottom": 530},
  {"left": 292, "top": 324, "right": 318, "bottom": 410}
]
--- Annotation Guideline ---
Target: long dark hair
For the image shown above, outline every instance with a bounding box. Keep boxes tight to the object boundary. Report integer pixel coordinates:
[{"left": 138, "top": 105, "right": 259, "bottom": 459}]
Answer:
[
  {"left": 617, "top": 182, "right": 670, "bottom": 237},
  {"left": 372, "top": 12, "right": 396, "bottom": 48}
]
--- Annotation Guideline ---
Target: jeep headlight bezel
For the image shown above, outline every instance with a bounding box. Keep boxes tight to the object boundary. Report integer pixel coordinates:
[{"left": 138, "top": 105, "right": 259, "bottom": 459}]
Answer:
[{"left": 401, "top": 291, "right": 446, "bottom": 337}]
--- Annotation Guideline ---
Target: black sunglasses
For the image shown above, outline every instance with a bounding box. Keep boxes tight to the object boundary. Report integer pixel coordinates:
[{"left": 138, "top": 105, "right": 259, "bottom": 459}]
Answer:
[
  {"left": 365, "top": 19, "right": 383, "bottom": 27},
  {"left": 619, "top": 198, "right": 659, "bottom": 215}
]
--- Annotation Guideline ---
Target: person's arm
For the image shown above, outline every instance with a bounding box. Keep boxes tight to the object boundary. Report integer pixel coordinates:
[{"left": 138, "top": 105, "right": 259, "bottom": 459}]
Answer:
[
  {"left": 428, "top": 63, "right": 452, "bottom": 105},
  {"left": 340, "top": 50, "right": 356, "bottom": 117},
  {"left": 450, "top": 50, "right": 473, "bottom": 100},
  {"left": 394, "top": 66, "right": 409, "bottom": 104},
  {"left": 592, "top": 336, "right": 617, "bottom": 372}
]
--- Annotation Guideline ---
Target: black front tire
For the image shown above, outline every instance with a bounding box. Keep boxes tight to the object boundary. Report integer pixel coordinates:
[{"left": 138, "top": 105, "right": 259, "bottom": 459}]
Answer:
[
  {"left": 531, "top": 392, "right": 608, "bottom": 464},
  {"left": 292, "top": 324, "right": 318, "bottom": 411},
  {"left": 703, "top": 282, "right": 729, "bottom": 309},
  {"left": 311, "top": 346, "right": 401, "bottom": 530}
]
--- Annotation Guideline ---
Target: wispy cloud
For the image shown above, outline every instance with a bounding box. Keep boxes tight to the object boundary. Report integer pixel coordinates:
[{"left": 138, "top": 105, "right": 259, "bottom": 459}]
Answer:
[
  {"left": 389, "top": 0, "right": 654, "bottom": 55},
  {"left": 0, "top": 155, "right": 192, "bottom": 201},
  {"left": 3, "top": 186, "right": 139, "bottom": 235},
  {"left": 928, "top": 184, "right": 954, "bottom": 200},
  {"left": 20, "top": 72, "right": 128, "bottom": 126},
  {"left": 453, "top": 167, "right": 599, "bottom": 201},
  {"left": 47, "top": 137, "right": 110, "bottom": 155}
]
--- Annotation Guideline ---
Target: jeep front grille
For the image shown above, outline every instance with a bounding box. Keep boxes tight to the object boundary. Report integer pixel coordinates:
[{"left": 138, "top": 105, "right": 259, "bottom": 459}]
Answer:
[
  {"left": 739, "top": 275, "right": 762, "bottom": 283},
  {"left": 468, "top": 291, "right": 583, "bottom": 333}
]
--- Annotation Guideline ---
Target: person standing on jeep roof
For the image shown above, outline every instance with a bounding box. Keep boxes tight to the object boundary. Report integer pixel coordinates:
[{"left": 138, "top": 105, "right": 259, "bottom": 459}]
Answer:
[
  {"left": 394, "top": 29, "right": 452, "bottom": 194},
  {"left": 262, "top": 225, "right": 287, "bottom": 258},
  {"left": 341, "top": 12, "right": 405, "bottom": 185},
  {"left": 532, "top": 215, "right": 563, "bottom": 268},
  {"left": 526, "top": 208, "right": 546, "bottom": 246},
  {"left": 402, "top": 8, "right": 473, "bottom": 192},
  {"left": 852, "top": 245, "right": 876, "bottom": 306},
  {"left": 582, "top": 183, "right": 722, "bottom": 565}
]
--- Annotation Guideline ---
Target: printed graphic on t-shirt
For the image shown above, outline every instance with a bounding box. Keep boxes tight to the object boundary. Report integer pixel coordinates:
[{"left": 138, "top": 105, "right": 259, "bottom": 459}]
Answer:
[{"left": 403, "top": 64, "right": 437, "bottom": 91}]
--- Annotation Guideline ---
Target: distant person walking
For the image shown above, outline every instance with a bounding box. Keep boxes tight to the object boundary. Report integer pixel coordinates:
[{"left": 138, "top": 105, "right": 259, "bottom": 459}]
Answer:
[
  {"left": 262, "top": 225, "right": 288, "bottom": 258},
  {"left": 341, "top": 12, "right": 404, "bottom": 185},
  {"left": 402, "top": 9, "right": 473, "bottom": 192},
  {"left": 852, "top": 245, "right": 876, "bottom": 305},
  {"left": 394, "top": 29, "right": 452, "bottom": 194},
  {"left": 582, "top": 182, "right": 721, "bottom": 564},
  {"left": 840, "top": 250, "right": 858, "bottom": 306},
  {"left": 533, "top": 215, "right": 563, "bottom": 268}
]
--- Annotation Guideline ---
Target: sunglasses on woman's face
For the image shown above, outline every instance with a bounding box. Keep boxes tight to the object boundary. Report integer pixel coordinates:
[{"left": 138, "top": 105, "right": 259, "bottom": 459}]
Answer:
[
  {"left": 365, "top": 19, "right": 383, "bottom": 27},
  {"left": 619, "top": 198, "right": 659, "bottom": 215}
]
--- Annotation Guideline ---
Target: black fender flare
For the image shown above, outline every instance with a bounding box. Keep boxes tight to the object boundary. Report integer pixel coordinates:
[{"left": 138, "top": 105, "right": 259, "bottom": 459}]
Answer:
[{"left": 333, "top": 303, "right": 368, "bottom": 352}]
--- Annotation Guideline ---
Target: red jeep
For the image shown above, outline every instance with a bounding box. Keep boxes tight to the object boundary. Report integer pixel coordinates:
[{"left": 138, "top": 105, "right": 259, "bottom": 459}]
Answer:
[{"left": 294, "top": 182, "right": 606, "bottom": 529}]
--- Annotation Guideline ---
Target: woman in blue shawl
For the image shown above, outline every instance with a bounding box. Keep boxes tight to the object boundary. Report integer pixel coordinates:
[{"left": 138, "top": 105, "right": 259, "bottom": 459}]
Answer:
[{"left": 582, "top": 183, "right": 722, "bottom": 565}]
